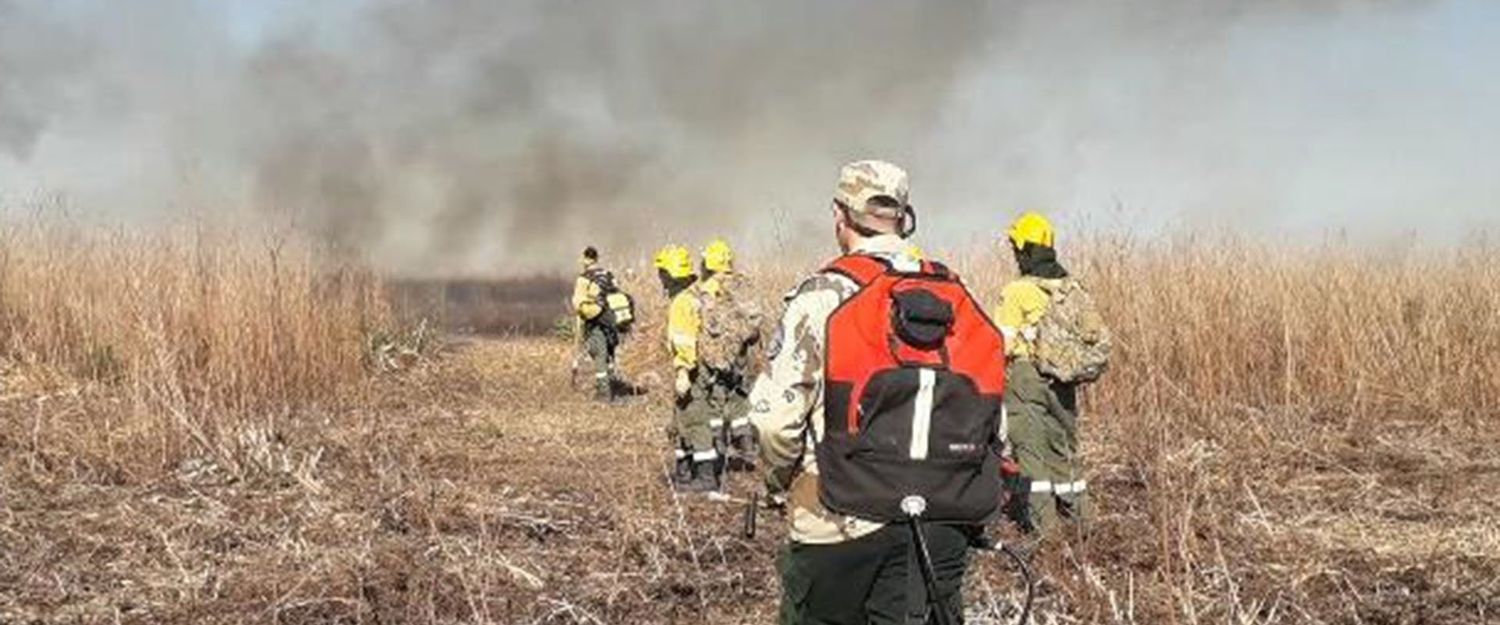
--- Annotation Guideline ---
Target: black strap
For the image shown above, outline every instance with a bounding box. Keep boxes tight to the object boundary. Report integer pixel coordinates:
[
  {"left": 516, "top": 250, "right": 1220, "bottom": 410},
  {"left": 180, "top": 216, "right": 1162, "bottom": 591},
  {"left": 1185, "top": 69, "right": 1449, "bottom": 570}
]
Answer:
[{"left": 583, "top": 268, "right": 617, "bottom": 293}]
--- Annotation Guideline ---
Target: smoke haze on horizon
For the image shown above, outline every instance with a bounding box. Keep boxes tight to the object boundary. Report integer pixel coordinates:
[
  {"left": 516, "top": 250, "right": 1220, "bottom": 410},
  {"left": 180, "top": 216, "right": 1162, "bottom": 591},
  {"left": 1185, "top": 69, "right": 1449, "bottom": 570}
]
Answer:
[{"left": 1, "top": 0, "right": 1497, "bottom": 274}]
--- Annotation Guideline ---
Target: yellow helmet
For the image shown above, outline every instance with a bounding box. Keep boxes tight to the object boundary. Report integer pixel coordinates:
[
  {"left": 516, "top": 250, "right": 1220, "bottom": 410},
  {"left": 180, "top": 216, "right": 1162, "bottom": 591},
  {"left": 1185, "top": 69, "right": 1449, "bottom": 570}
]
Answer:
[
  {"left": 1007, "top": 212, "right": 1055, "bottom": 249},
  {"left": 702, "top": 238, "right": 734, "bottom": 273},
  {"left": 653, "top": 244, "right": 694, "bottom": 280}
]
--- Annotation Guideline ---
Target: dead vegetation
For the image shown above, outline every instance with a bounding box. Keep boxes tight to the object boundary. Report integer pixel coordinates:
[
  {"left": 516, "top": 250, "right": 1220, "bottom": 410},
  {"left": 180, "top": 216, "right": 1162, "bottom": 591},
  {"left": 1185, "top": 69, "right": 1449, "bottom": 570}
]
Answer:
[
  {"left": 0, "top": 221, "right": 391, "bottom": 483},
  {"left": 1, "top": 225, "right": 1497, "bottom": 624}
]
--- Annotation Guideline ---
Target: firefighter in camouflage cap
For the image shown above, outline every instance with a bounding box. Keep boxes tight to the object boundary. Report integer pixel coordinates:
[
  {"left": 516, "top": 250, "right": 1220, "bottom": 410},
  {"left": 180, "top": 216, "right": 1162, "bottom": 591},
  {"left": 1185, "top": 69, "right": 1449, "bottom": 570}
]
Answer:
[{"left": 749, "top": 160, "right": 987, "bottom": 625}]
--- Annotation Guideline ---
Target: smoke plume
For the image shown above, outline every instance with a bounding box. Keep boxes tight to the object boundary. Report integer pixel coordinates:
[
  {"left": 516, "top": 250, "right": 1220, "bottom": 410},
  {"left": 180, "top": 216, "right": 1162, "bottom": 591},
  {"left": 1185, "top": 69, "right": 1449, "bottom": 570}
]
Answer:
[{"left": 1, "top": 0, "right": 1496, "bottom": 274}]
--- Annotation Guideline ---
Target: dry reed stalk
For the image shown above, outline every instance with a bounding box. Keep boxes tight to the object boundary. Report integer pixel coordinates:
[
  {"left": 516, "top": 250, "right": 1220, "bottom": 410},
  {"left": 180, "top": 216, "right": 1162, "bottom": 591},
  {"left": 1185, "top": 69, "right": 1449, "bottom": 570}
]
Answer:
[
  {"left": 0, "top": 221, "right": 390, "bottom": 482},
  {"left": 2, "top": 228, "right": 1496, "bottom": 624}
]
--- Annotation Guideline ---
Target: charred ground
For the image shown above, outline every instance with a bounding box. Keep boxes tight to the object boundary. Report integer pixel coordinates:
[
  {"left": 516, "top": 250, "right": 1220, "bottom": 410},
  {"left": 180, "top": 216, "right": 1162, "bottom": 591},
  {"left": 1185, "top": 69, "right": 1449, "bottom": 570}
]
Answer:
[{"left": 386, "top": 277, "right": 571, "bottom": 337}]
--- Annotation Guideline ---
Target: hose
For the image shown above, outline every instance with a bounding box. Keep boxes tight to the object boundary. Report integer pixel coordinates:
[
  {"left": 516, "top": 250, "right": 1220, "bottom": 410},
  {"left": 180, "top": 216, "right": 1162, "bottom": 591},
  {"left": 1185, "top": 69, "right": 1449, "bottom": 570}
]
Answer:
[
  {"left": 746, "top": 493, "right": 1034, "bottom": 625},
  {"left": 908, "top": 516, "right": 957, "bottom": 625},
  {"left": 970, "top": 535, "right": 1036, "bottom": 625}
]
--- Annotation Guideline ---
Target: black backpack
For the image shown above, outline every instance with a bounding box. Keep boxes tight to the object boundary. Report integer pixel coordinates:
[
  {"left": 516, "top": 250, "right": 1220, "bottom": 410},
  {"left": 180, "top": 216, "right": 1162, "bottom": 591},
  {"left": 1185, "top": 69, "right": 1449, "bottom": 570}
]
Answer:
[{"left": 585, "top": 268, "right": 636, "bottom": 333}]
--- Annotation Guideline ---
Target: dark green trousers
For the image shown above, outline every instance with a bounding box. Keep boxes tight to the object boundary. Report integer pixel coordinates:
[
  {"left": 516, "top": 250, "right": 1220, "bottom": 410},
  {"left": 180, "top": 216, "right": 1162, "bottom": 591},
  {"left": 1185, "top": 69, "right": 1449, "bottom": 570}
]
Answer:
[
  {"left": 581, "top": 323, "right": 618, "bottom": 396},
  {"left": 703, "top": 369, "right": 753, "bottom": 454},
  {"left": 675, "top": 368, "right": 717, "bottom": 457},
  {"left": 778, "top": 524, "right": 971, "bottom": 625},
  {"left": 1003, "top": 359, "right": 1088, "bottom": 533}
]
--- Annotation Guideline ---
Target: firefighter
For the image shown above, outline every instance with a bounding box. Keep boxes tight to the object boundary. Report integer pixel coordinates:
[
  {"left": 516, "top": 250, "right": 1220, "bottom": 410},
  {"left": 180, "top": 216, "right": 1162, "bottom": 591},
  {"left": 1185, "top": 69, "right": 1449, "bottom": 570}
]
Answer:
[
  {"left": 572, "top": 246, "right": 620, "bottom": 401},
  {"left": 749, "top": 161, "right": 988, "bottom": 624},
  {"left": 698, "top": 238, "right": 758, "bottom": 465},
  {"left": 995, "top": 212, "right": 1090, "bottom": 533},
  {"left": 655, "top": 244, "right": 719, "bottom": 493}
]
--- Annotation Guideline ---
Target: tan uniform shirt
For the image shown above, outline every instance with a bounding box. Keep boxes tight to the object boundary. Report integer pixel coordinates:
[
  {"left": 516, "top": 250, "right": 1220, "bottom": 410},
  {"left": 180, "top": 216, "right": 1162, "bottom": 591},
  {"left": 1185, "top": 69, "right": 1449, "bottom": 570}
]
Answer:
[{"left": 748, "top": 234, "right": 920, "bottom": 545}]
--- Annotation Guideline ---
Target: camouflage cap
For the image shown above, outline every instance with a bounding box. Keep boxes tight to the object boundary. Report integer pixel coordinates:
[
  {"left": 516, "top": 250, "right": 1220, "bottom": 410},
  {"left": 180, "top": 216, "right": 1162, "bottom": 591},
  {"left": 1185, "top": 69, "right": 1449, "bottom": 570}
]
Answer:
[{"left": 834, "top": 160, "right": 910, "bottom": 219}]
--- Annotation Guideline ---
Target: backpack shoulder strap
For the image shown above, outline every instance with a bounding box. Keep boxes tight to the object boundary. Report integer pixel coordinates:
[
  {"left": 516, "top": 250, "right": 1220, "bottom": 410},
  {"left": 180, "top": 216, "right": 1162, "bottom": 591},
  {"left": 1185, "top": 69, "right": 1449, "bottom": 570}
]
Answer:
[
  {"left": 920, "top": 259, "right": 956, "bottom": 280},
  {"left": 1030, "top": 276, "right": 1072, "bottom": 295},
  {"left": 823, "top": 254, "right": 891, "bottom": 287},
  {"left": 699, "top": 275, "right": 726, "bottom": 298},
  {"left": 582, "top": 267, "right": 615, "bottom": 291}
]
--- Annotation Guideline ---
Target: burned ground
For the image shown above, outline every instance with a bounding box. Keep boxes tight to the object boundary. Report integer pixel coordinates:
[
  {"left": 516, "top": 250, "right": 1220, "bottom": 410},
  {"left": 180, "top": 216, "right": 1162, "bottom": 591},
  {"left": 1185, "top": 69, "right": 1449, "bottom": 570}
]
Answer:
[{"left": 386, "top": 277, "right": 571, "bottom": 337}]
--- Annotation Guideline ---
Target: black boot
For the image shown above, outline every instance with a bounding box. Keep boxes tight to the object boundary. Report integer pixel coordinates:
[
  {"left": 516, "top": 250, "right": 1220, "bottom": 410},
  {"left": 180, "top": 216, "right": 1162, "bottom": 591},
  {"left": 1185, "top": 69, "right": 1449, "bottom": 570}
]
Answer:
[
  {"left": 682, "top": 459, "right": 720, "bottom": 493},
  {"left": 733, "top": 425, "right": 758, "bottom": 461},
  {"left": 671, "top": 455, "right": 692, "bottom": 487}
]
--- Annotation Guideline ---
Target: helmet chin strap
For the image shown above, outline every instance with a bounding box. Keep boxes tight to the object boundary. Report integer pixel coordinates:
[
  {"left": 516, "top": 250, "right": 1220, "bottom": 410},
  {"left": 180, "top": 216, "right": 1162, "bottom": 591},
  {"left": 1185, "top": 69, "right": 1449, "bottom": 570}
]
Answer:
[{"left": 900, "top": 205, "right": 917, "bottom": 239}]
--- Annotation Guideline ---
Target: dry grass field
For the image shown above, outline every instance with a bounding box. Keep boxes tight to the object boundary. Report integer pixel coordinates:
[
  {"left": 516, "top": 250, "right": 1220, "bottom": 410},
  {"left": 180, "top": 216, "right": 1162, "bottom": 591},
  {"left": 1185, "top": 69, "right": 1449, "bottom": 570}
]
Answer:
[{"left": 1, "top": 223, "right": 1497, "bottom": 624}]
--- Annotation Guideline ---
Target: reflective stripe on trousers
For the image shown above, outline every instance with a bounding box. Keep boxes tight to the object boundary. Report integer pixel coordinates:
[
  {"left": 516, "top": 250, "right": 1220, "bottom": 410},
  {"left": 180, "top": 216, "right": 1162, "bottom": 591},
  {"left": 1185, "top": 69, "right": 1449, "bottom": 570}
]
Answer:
[{"left": 1030, "top": 479, "right": 1087, "bottom": 495}]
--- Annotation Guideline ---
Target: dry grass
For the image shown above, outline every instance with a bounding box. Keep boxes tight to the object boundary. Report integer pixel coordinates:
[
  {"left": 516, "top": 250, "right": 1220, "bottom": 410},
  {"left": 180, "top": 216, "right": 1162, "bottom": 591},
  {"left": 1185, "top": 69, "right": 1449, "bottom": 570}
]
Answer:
[
  {"left": 1, "top": 225, "right": 1497, "bottom": 624},
  {"left": 0, "top": 220, "right": 388, "bottom": 482},
  {"left": 986, "top": 237, "right": 1500, "bottom": 624}
]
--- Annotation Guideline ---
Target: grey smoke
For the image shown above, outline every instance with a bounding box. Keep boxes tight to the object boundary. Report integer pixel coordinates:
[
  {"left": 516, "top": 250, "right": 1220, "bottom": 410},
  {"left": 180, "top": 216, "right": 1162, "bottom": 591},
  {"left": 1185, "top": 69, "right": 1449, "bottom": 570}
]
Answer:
[
  {"left": 232, "top": 0, "right": 996, "bottom": 271},
  {"left": 1, "top": 1, "right": 1496, "bottom": 274},
  {"left": 0, "top": 0, "right": 92, "bottom": 160}
]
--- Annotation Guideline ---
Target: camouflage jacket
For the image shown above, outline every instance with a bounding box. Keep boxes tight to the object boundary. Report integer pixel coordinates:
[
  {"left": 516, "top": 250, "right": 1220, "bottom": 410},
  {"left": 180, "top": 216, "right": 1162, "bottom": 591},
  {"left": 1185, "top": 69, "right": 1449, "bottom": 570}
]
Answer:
[
  {"left": 697, "top": 271, "right": 763, "bottom": 376},
  {"left": 747, "top": 234, "right": 920, "bottom": 545}
]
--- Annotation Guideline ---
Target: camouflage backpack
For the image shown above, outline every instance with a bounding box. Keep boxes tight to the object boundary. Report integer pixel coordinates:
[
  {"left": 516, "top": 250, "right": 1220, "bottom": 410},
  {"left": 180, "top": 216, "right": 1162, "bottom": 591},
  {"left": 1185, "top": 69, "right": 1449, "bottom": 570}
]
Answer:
[
  {"left": 1031, "top": 277, "right": 1111, "bottom": 384},
  {"left": 697, "top": 273, "right": 764, "bottom": 373}
]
